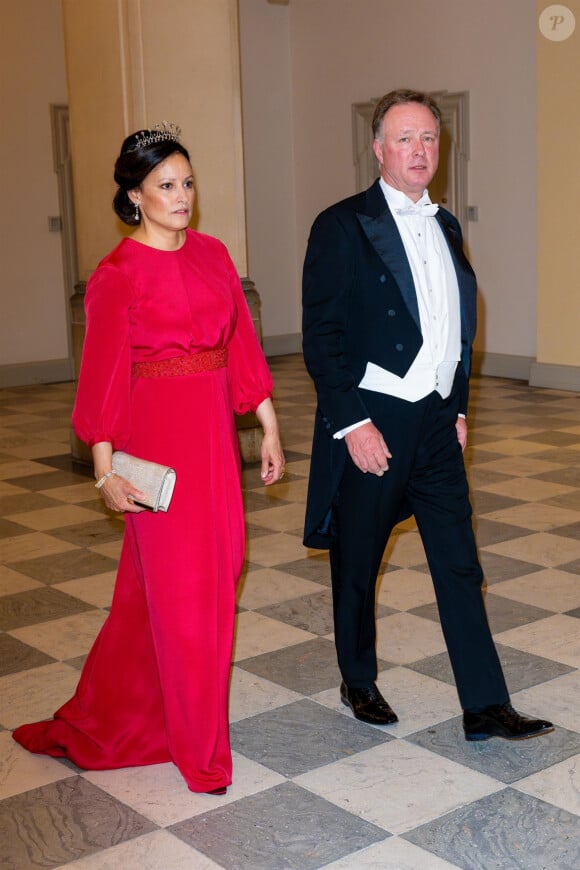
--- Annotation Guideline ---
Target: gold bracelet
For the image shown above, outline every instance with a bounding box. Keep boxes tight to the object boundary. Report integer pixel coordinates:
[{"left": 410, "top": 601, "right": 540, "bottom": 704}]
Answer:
[{"left": 95, "top": 471, "right": 117, "bottom": 489}]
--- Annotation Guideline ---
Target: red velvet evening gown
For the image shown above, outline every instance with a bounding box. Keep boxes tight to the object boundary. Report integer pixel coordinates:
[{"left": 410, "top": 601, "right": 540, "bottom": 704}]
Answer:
[{"left": 12, "top": 230, "right": 273, "bottom": 793}]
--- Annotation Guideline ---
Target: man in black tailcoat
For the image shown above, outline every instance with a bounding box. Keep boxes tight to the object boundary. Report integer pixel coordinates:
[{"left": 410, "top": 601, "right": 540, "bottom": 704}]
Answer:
[{"left": 302, "top": 89, "right": 553, "bottom": 741}]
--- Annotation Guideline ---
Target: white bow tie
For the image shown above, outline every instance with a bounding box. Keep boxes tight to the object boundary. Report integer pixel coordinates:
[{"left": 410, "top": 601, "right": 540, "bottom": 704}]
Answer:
[{"left": 395, "top": 203, "right": 439, "bottom": 217}]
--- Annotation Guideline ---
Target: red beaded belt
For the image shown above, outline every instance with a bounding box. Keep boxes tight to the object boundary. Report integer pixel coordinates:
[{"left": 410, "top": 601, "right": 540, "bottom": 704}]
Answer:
[{"left": 132, "top": 348, "right": 228, "bottom": 378}]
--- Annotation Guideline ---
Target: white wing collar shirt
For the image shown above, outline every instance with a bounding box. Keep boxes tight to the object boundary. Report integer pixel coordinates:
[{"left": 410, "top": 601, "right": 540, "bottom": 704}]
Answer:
[
  {"left": 335, "top": 180, "right": 462, "bottom": 439},
  {"left": 360, "top": 179, "right": 461, "bottom": 401}
]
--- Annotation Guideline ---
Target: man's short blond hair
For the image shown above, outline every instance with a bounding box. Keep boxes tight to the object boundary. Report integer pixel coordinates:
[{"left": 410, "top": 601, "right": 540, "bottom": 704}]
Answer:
[{"left": 372, "top": 89, "right": 442, "bottom": 141}]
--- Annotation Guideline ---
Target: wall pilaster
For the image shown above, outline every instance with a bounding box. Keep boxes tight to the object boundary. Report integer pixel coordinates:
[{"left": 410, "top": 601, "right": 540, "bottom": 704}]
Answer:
[
  {"left": 535, "top": 1, "right": 580, "bottom": 388},
  {"left": 61, "top": 0, "right": 247, "bottom": 277}
]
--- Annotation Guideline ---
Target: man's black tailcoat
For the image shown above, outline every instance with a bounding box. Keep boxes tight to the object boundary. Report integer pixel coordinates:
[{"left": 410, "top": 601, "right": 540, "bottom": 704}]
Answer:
[{"left": 302, "top": 178, "right": 477, "bottom": 549}]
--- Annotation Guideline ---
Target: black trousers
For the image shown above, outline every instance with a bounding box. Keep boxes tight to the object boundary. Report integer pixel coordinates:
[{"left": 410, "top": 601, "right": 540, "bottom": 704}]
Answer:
[{"left": 329, "top": 384, "right": 509, "bottom": 711}]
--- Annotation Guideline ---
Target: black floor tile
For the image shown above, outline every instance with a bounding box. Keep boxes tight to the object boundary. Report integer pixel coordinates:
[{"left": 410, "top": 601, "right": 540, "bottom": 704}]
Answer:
[
  {"left": 404, "top": 787, "right": 580, "bottom": 870},
  {"left": 170, "top": 782, "right": 388, "bottom": 870},
  {"left": 231, "top": 699, "right": 392, "bottom": 777},
  {"left": 0, "top": 777, "right": 158, "bottom": 869}
]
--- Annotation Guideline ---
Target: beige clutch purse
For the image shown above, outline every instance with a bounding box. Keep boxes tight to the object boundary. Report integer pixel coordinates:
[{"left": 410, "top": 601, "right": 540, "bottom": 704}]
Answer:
[{"left": 112, "top": 451, "right": 177, "bottom": 512}]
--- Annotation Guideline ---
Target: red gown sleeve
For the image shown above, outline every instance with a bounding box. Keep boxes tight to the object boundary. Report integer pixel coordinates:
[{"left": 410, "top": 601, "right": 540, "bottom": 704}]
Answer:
[
  {"left": 71, "top": 263, "right": 133, "bottom": 448},
  {"left": 225, "top": 257, "right": 274, "bottom": 416}
]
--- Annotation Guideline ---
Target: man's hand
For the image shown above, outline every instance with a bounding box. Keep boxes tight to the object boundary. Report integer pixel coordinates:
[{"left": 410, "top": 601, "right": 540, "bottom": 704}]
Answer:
[
  {"left": 455, "top": 416, "right": 467, "bottom": 452},
  {"left": 345, "top": 421, "right": 392, "bottom": 475}
]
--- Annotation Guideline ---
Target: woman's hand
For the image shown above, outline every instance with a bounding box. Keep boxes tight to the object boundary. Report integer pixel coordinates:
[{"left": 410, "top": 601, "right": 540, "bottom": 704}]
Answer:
[
  {"left": 260, "top": 430, "right": 285, "bottom": 485},
  {"left": 92, "top": 440, "right": 146, "bottom": 513},
  {"left": 255, "top": 397, "right": 285, "bottom": 485},
  {"left": 98, "top": 473, "right": 147, "bottom": 513}
]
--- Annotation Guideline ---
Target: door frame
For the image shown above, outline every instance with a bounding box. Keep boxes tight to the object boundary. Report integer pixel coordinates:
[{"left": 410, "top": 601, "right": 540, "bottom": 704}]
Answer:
[{"left": 50, "top": 104, "right": 79, "bottom": 366}]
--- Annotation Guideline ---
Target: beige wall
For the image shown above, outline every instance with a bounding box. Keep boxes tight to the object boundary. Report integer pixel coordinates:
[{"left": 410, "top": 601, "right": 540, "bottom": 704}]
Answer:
[
  {"left": 0, "top": 0, "right": 69, "bottom": 370},
  {"left": 2, "top": 0, "right": 579, "bottom": 390},
  {"left": 536, "top": 0, "right": 580, "bottom": 373},
  {"left": 243, "top": 0, "right": 538, "bottom": 361}
]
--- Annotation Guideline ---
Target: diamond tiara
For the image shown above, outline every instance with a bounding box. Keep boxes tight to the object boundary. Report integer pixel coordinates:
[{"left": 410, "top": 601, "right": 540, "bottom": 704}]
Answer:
[{"left": 132, "top": 121, "right": 182, "bottom": 150}]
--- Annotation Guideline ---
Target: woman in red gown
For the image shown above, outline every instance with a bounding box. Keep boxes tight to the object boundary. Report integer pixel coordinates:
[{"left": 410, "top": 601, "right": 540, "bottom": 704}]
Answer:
[{"left": 13, "top": 124, "right": 285, "bottom": 794}]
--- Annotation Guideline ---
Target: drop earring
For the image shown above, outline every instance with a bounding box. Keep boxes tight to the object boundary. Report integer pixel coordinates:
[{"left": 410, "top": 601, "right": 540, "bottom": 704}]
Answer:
[{"left": 134, "top": 203, "right": 140, "bottom": 222}]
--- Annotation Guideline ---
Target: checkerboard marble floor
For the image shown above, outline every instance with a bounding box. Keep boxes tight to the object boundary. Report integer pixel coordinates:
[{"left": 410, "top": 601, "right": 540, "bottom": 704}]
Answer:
[{"left": 1, "top": 354, "right": 579, "bottom": 869}]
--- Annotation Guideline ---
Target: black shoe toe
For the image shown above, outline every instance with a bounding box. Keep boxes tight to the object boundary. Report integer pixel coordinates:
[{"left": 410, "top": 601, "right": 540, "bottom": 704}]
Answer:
[
  {"left": 463, "top": 703, "right": 554, "bottom": 741},
  {"left": 340, "top": 682, "right": 398, "bottom": 725}
]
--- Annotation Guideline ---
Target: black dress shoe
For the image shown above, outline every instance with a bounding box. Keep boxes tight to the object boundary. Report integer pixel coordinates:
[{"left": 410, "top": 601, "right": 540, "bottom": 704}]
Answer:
[
  {"left": 340, "top": 681, "right": 398, "bottom": 725},
  {"left": 463, "top": 703, "right": 554, "bottom": 741}
]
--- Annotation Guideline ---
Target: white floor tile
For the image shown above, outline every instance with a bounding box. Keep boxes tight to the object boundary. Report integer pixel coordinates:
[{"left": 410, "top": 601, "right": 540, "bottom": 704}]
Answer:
[
  {"left": 491, "top": 568, "right": 580, "bottom": 612},
  {"left": 512, "top": 670, "right": 580, "bottom": 733},
  {"left": 54, "top": 572, "right": 116, "bottom": 608},
  {"left": 229, "top": 667, "right": 302, "bottom": 721},
  {"left": 324, "top": 837, "right": 463, "bottom": 869},
  {"left": 515, "top": 753, "right": 580, "bottom": 817},
  {"left": 233, "top": 611, "right": 315, "bottom": 661},
  {"left": 0, "top": 732, "right": 74, "bottom": 799},
  {"left": 244, "top": 531, "right": 307, "bottom": 567},
  {"left": 237, "top": 566, "right": 324, "bottom": 609},
  {"left": 10, "top": 609, "right": 108, "bottom": 660},
  {"left": 60, "top": 829, "right": 223, "bottom": 870},
  {"left": 481, "top": 502, "right": 580, "bottom": 532},
  {"left": 375, "top": 612, "right": 447, "bottom": 665},
  {"left": 295, "top": 740, "right": 501, "bottom": 834},
  {"left": 483, "top": 532, "right": 580, "bottom": 568},
  {"left": 377, "top": 568, "right": 436, "bottom": 611},
  {"left": 0, "top": 663, "right": 81, "bottom": 728},
  {"left": 497, "top": 614, "right": 580, "bottom": 668}
]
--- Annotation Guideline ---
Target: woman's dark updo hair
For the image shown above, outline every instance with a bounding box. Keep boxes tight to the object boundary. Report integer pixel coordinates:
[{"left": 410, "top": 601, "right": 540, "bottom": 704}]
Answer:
[{"left": 113, "top": 130, "right": 191, "bottom": 226}]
